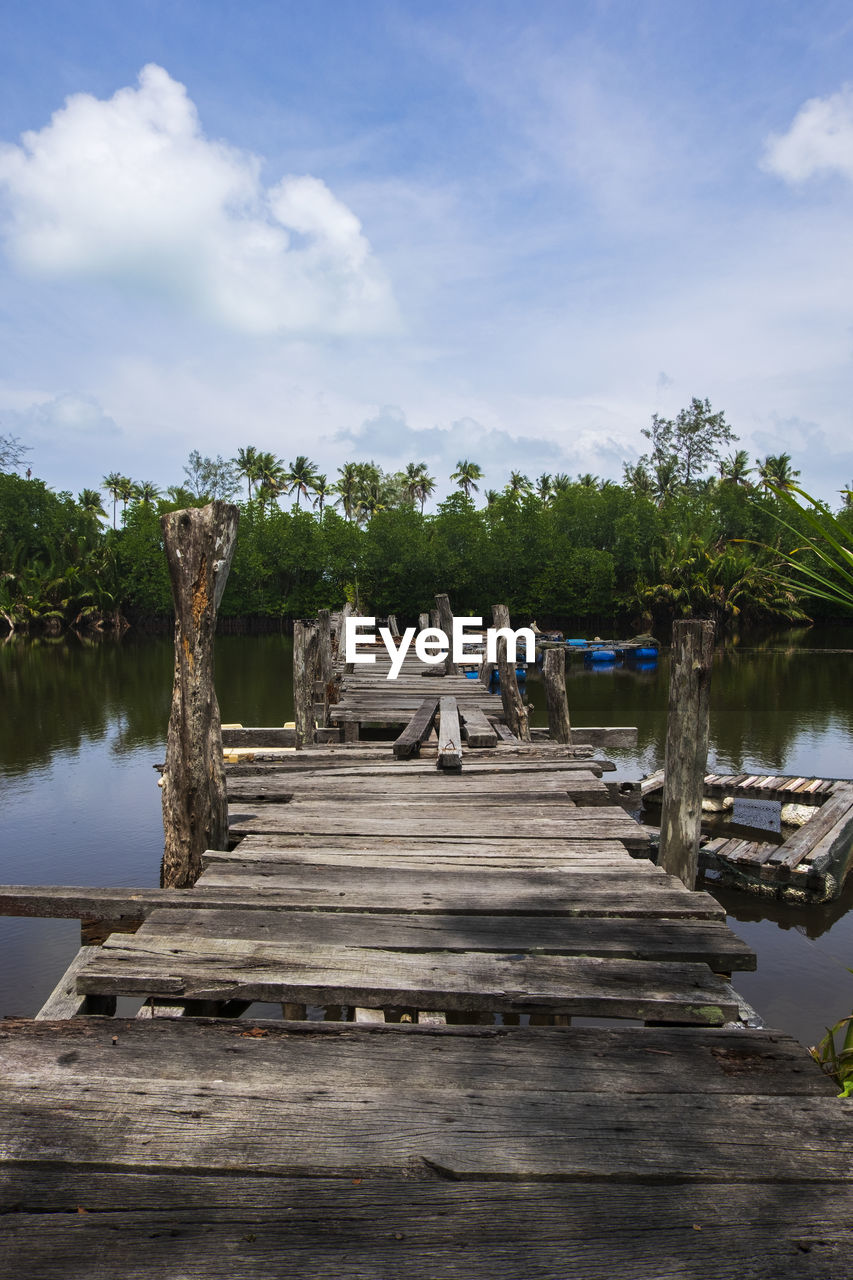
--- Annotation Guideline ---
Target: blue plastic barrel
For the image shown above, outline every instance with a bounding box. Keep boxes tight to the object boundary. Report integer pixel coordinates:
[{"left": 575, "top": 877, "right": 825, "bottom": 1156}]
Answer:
[
  {"left": 567, "top": 639, "right": 588, "bottom": 647},
  {"left": 588, "top": 648, "right": 616, "bottom": 662},
  {"left": 633, "top": 647, "right": 658, "bottom": 659}
]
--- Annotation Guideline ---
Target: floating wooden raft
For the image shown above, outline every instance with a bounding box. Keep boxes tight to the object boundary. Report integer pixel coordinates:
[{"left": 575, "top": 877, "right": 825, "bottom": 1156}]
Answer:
[
  {"left": 642, "top": 769, "right": 843, "bottom": 806},
  {"left": 702, "top": 782, "right": 853, "bottom": 902}
]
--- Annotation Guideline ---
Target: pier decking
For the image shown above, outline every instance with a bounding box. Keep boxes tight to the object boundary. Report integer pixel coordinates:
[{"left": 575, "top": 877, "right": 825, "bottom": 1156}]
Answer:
[{"left": 2, "top": 631, "right": 853, "bottom": 1277}]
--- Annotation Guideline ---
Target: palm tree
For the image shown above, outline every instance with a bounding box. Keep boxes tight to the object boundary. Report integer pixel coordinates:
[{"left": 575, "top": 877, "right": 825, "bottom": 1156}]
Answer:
[
  {"left": 484, "top": 488, "right": 501, "bottom": 507},
  {"left": 286, "top": 455, "right": 319, "bottom": 508},
  {"left": 577, "top": 473, "right": 599, "bottom": 488},
  {"left": 756, "top": 452, "right": 800, "bottom": 491},
  {"left": 403, "top": 462, "right": 426, "bottom": 505},
  {"left": 116, "top": 476, "right": 135, "bottom": 520},
  {"left": 450, "top": 459, "right": 483, "bottom": 500},
  {"left": 506, "top": 471, "right": 532, "bottom": 499},
  {"left": 78, "top": 489, "right": 107, "bottom": 520},
  {"left": 551, "top": 473, "right": 571, "bottom": 494},
  {"left": 334, "top": 462, "right": 360, "bottom": 521},
  {"left": 234, "top": 445, "right": 261, "bottom": 500},
  {"left": 254, "top": 452, "right": 286, "bottom": 510},
  {"left": 165, "top": 484, "right": 197, "bottom": 507},
  {"left": 102, "top": 472, "right": 123, "bottom": 529},
  {"left": 312, "top": 474, "right": 330, "bottom": 516},
  {"left": 622, "top": 461, "right": 655, "bottom": 498},
  {"left": 535, "top": 473, "right": 553, "bottom": 503},
  {"left": 719, "top": 450, "right": 753, "bottom": 486},
  {"left": 417, "top": 471, "right": 436, "bottom": 514},
  {"left": 652, "top": 457, "right": 680, "bottom": 506},
  {"left": 135, "top": 481, "right": 161, "bottom": 505}
]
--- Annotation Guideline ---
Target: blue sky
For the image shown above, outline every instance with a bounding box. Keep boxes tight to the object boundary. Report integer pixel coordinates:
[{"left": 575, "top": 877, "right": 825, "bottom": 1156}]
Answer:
[{"left": 1, "top": 0, "right": 852, "bottom": 505}]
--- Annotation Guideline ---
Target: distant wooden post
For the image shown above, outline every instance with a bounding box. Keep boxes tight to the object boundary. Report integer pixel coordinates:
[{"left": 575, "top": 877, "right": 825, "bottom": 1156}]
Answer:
[
  {"left": 542, "top": 647, "right": 572, "bottom": 744},
  {"left": 492, "top": 603, "right": 531, "bottom": 742},
  {"left": 335, "top": 602, "right": 353, "bottom": 661},
  {"left": 658, "top": 620, "right": 715, "bottom": 889},
  {"left": 418, "top": 612, "right": 430, "bottom": 632},
  {"left": 317, "top": 609, "right": 333, "bottom": 685},
  {"left": 160, "top": 502, "right": 239, "bottom": 889},
  {"left": 294, "top": 621, "right": 319, "bottom": 749},
  {"left": 435, "top": 593, "right": 458, "bottom": 675},
  {"left": 386, "top": 613, "right": 400, "bottom": 638}
]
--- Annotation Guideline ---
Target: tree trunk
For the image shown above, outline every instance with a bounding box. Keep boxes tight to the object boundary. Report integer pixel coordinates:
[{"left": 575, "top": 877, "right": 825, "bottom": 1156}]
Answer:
[
  {"left": 658, "top": 619, "right": 715, "bottom": 889},
  {"left": 492, "top": 603, "right": 530, "bottom": 741},
  {"left": 542, "top": 647, "right": 572, "bottom": 744},
  {"left": 159, "top": 502, "right": 239, "bottom": 888}
]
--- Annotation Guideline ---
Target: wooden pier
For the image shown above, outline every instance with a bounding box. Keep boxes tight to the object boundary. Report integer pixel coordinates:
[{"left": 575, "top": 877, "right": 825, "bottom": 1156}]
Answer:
[{"left": 2, "top": 614, "right": 853, "bottom": 1276}]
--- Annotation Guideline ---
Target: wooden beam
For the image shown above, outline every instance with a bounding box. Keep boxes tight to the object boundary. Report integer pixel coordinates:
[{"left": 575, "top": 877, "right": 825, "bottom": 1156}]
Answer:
[
  {"left": 437, "top": 696, "right": 463, "bottom": 770},
  {"left": 392, "top": 697, "right": 439, "bottom": 759},
  {"left": 35, "top": 947, "right": 115, "bottom": 1018}
]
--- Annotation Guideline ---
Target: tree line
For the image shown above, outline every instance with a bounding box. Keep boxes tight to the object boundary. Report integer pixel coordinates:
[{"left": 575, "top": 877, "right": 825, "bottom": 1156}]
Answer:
[{"left": 1, "top": 400, "right": 851, "bottom": 636}]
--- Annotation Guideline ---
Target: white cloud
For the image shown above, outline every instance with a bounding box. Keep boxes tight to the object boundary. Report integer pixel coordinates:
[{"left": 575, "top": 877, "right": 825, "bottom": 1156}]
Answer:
[
  {"left": 0, "top": 64, "right": 396, "bottom": 335},
  {"left": 3, "top": 391, "right": 120, "bottom": 441},
  {"left": 762, "top": 85, "right": 853, "bottom": 183}
]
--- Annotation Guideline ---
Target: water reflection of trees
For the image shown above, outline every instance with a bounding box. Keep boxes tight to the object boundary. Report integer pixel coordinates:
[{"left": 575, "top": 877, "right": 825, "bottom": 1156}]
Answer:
[
  {"left": 0, "top": 634, "right": 296, "bottom": 778},
  {"left": 0, "top": 635, "right": 172, "bottom": 775}
]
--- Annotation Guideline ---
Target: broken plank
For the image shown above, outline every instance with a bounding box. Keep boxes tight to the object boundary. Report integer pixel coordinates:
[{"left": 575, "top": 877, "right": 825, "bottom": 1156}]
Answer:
[{"left": 392, "top": 696, "right": 439, "bottom": 760}]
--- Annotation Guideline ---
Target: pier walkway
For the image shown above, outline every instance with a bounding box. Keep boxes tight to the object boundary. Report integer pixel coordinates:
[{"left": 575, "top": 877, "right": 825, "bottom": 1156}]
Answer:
[{"left": 1, "top": 641, "right": 853, "bottom": 1276}]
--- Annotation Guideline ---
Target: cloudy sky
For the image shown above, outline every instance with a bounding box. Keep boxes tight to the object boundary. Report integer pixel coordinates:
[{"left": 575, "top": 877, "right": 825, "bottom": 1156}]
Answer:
[{"left": 1, "top": 0, "right": 852, "bottom": 505}]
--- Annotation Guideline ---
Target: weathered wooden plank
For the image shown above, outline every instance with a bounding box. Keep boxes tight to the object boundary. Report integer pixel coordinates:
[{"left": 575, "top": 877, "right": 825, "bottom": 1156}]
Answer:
[
  {"left": 769, "top": 785, "right": 853, "bottom": 869},
  {"left": 76, "top": 934, "right": 739, "bottom": 1022},
  {"left": 392, "top": 696, "right": 439, "bottom": 759},
  {"left": 437, "top": 696, "right": 463, "bottom": 770},
  {"left": 137, "top": 907, "right": 756, "bottom": 969},
  {"left": 459, "top": 704, "right": 499, "bottom": 748},
  {"left": 194, "top": 862, "right": 725, "bottom": 917},
  {"left": 227, "top": 803, "right": 649, "bottom": 849},
  {"left": 34, "top": 946, "right": 115, "bottom": 1019},
  {"left": 0, "top": 1020, "right": 823, "bottom": 1097},
  {"left": 0, "top": 1034, "right": 845, "bottom": 1182},
  {"left": 2, "top": 1179, "right": 851, "bottom": 1279}
]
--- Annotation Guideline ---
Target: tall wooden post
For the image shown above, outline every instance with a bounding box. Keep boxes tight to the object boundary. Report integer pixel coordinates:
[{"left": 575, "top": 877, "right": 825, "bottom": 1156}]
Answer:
[
  {"left": 658, "top": 620, "right": 715, "bottom": 889},
  {"left": 160, "top": 502, "right": 239, "bottom": 888},
  {"left": 335, "top": 602, "right": 353, "bottom": 660},
  {"left": 418, "top": 612, "right": 430, "bottom": 632},
  {"left": 434, "top": 593, "right": 458, "bottom": 675},
  {"left": 294, "top": 621, "right": 319, "bottom": 749},
  {"left": 542, "top": 647, "right": 572, "bottom": 744},
  {"left": 492, "top": 603, "right": 531, "bottom": 742},
  {"left": 317, "top": 609, "right": 333, "bottom": 685}
]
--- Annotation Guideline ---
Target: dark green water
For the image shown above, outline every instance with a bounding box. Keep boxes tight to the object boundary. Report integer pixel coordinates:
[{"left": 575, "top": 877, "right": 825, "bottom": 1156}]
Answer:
[{"left": 1, "top": 628, "right": 852, "bottom": 1045}]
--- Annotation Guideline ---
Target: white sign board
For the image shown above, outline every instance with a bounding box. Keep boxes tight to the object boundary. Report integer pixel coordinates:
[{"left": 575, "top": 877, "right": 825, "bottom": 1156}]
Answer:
[{"left": 732, "top": 797, "right": 782, "bottom": 834}]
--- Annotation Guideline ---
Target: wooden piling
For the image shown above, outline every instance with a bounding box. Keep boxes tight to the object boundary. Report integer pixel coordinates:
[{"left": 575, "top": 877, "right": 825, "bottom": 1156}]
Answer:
[
  {"left": 435, "top": 593, "right": 458, "bottom": 675},
  {"left": 542, "top": 647, "right": 572, "bottom": 744},
  {"left": 294, "top": 621, "right": 319, "bottom": 750},
  {"left": 317, "top": 609, "right": 333, "bottom": 685},
  {"left": 492, "top": 603, "right": 530, "bottom": 742},
  {"left": 658, "top": 620, "right": 715, "bottom": 889},
  {"left": 387, "top": 613, "right": 400, "bottom": 638},
  {"left": 418, "top": 612, "right": 430, "bottom": 631},
  {"left": 159, "top": 502, "right": 238, "bottom": 889}
]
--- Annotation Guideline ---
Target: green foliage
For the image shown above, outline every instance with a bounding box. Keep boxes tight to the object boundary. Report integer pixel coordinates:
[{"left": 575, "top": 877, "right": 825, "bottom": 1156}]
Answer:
[
  {"left": 811, "top": 1014, "right": 853, "bottom": 1097},
  {"left": 2, "top": 427, "right": 844, "bottom": 633}
]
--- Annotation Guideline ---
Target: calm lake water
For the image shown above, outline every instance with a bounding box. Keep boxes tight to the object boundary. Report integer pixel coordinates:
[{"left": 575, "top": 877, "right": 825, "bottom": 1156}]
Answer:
[{"left": 1, "top": 626, "right": 852, "bottom": 1046}]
